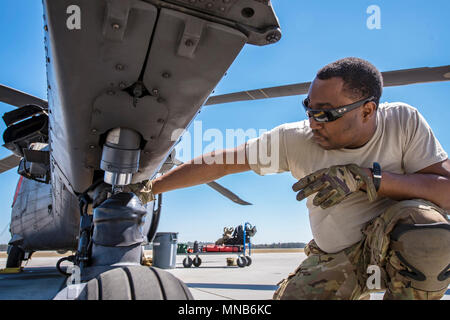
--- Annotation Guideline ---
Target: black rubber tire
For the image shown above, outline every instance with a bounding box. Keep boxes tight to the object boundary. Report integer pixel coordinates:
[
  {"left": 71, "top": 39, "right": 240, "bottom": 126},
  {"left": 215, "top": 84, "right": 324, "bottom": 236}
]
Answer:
[
  {"left": 76, "top": 266, "right": 194, "bottom": 300},
  {"left": 193, "top": 257, "right": 202, "bottom": 267},
  {"left": 237, "top": 256, "right": 247, "bottom": 268},
  {"left": 245, "top": 256, "right": 252, "bottom": 266},
  {"left": 183, "top": 257, "right": 193, "bottom": 268},
  {"left": 6, "top": 246, "right": 25, "bottom": 268}
]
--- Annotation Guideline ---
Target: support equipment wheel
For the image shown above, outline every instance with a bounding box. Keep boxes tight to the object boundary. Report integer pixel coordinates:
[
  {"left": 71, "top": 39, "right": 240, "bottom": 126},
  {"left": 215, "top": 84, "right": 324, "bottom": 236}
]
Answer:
[
  {"left": 183, "top": 257, "right": 193, "bottom": 268},
  {"left": 245, "top": 256, "right": 252, "bottom": 266},
  {"left": 193, "top": 256, "right": 202, "bottom": 267},
  {"left": 237, "top": 256, "right": 247, "bottom": 268}
]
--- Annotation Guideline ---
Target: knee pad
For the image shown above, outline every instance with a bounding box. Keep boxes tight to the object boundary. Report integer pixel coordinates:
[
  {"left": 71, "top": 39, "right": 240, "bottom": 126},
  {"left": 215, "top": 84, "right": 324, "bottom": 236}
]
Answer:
[{"left": 390, "top": 222, "right": 450, "bottom": 292}]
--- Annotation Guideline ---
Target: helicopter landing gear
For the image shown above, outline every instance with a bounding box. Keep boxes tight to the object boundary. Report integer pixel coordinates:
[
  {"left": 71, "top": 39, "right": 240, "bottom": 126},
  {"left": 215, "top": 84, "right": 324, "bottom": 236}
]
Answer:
[
  {"left": 54, "top": 127, "right": 193, "bottom": 299},
  {"left": 55, "top": 183, "right": 192, "bottom": 300},
  {"left": 75, "top": 265, "right": 193, "bottom": 300},
  {"left": 5, "top": 245, "right": 25, "bottom": 268}
]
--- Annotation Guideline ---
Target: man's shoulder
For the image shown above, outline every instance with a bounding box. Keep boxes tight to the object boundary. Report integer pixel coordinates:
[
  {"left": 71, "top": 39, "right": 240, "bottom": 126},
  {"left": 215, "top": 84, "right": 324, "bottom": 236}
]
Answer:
[
  {"left": 379, "top": 101, "right": 420, "bottom": 125},
  {"left": 379, "top": 101, "right": 419, "bottom": 116},
  {"left": 275, "top": 120, "right": 310, "bottom": 135}
]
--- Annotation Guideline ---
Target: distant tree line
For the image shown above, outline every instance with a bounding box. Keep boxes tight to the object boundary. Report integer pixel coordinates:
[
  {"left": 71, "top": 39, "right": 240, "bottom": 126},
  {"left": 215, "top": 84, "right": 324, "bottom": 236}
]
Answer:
[
  {"left": 252, "top": 242, "right": 306, "bottom": 249},
  {"left": 0, "top": 244, "right": 8, "bottom": 251}
]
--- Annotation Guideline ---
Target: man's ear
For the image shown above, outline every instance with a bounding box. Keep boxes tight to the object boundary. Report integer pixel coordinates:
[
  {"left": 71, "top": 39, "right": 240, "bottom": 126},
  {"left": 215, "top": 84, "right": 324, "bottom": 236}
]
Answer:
[{"left": 361, "top": 101, "right": 377, "bottom": 122}]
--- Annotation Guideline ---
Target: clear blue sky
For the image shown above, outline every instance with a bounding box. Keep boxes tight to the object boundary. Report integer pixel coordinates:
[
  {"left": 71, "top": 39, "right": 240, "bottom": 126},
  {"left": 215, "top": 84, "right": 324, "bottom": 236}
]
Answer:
[{"left": 0, "top": 0, "right": 449, "bottom": 245}]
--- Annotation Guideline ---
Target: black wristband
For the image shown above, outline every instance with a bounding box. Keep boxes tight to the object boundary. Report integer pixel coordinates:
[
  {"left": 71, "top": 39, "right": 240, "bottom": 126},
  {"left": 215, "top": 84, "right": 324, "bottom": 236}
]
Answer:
[{"left": 372, "top": 162, "right": 382, "bottom": 192}]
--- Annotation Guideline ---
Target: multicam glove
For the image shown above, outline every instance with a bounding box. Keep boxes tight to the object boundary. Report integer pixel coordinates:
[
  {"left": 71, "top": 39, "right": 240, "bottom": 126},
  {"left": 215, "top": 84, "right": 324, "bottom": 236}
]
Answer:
[
  {"left": 292, "top": 164, "right": 377, "bottom": 209},
  {"left": 123, "top": 179, "right": 156, "bottom": 204}
]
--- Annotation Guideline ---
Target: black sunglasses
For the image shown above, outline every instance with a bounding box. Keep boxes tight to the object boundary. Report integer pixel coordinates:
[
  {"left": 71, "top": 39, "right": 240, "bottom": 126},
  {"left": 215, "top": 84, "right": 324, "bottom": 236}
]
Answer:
[{"left": 302, "top": 96, "right": 375, "bottom": 123}]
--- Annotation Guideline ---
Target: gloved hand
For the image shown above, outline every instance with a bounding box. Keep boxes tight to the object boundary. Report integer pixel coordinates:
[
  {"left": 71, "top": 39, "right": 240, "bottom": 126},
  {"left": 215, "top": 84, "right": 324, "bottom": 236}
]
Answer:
[
  {"left": 123, "top": 179, "right": 156, "bottom": 204},
  {"left": 292, "top": 164, "right": 377, "bottom": 209},
  {"left": 92, "top": 183, "right": 111, "bottom": 208}
]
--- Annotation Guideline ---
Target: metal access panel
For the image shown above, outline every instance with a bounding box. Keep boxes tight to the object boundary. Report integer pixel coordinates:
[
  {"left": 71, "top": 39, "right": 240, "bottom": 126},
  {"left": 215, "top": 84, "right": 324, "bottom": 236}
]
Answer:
[
  {"left": 43, "top": 0, "right": 159, "bottom": 193},
  {"left": 43, "top": 0, "right": 248, "bottom": 192},
  {"left": 134, "top": 8, "right": 248, "bottom": 182}
]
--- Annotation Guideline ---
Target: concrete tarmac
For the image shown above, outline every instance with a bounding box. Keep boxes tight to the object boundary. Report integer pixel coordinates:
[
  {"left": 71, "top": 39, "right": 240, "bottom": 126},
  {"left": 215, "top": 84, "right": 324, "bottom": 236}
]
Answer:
[{"left": 0, "top": 251, "right": 449, "bottom": 300}]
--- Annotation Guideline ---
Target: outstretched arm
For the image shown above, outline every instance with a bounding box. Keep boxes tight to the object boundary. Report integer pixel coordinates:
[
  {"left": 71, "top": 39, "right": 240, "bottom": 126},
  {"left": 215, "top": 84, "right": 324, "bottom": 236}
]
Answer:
[{"left": 152, "top": 143, "right": 250, "bottom": 195}]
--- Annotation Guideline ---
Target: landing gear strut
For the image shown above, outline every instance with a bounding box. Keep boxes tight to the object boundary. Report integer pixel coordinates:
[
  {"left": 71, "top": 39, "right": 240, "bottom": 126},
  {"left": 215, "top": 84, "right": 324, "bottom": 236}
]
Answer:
[
  {"left": 55, "top": 128, "right": 193, "bottom": 300},
  {"left": 6, "top": 245, "right": 25, "bottom": 268}
]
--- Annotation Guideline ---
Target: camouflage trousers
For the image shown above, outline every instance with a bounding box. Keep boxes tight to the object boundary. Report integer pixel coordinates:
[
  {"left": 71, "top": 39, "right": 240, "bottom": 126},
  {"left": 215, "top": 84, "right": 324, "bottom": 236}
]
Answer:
[{"left": 273, "top": 199, "right": 449, "bottom": 300}]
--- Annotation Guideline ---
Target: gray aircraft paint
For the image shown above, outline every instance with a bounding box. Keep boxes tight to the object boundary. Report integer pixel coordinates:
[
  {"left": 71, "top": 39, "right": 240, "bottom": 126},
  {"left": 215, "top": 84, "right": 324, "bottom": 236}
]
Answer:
[{"left": 6, "top": 0, "right": 281, "bottom": 252}]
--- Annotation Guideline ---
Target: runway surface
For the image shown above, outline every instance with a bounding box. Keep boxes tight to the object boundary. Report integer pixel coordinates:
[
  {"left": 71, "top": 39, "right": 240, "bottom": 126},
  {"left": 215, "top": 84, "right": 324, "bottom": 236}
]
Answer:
[{"left": 0, "top": 251, "right": 449, "bottom": 300}]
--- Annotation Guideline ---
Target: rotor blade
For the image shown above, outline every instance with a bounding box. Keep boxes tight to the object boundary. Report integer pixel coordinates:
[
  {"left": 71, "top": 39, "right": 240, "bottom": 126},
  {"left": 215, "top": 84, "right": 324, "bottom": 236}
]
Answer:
[
  {"left": 0, "top": 154, "right": 21, "bottom": 174},
  {"left": 0, "top": 84, "right": 48, "bottom": 108},
  {"left": 204, "top": 65, "right": 450, "bottom": 106},
  {"left": 381, "top": 65, "right": 450, "bottom": 86},
  {"left": 206, "top": 181, "right": 252, "bottom": 206},
  {"left": 204, "top": 82, "right": 310, "bottom": 106}
]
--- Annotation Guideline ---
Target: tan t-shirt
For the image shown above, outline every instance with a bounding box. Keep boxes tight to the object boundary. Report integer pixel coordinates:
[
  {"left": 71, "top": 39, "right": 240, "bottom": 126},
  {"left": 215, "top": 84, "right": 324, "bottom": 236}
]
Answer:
[{"left": 246, "top": 102, "right": 448, "bottom": 253}]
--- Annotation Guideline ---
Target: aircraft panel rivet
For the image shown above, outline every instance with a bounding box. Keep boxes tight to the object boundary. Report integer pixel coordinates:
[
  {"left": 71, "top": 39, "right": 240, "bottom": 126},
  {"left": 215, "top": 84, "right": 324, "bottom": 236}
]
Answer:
[
  {"left": 115, "top": 64, "right": 124, "bottom": 71},
  {"left": 206, "top": 3, "right": 213, "bottom": 8},
  {"left": 223, "top": 0, "right": 230, "bottom": 3},
  {"left": 185, "top": 39, "right": 194, "bottom": 47},
  {"left": 89, "top": 145, "right": 95, "bottom": 149},
  {"left": 152, "top": 88, "right": 159, "bottom": 95},
  {"left": 107, "top": 90, "right": 115, "bottom": 95},
  {"left": 157, "top": 97, "right": 165, "bottom": 103},
  {"left": 162, "top": 72, "right": 171, "bottom": 78},
  {"left": 119, "top": 82, "right": 127, "bottom": 88},
  {"left": 112, "top": 23, "right": 121, "bottom": 30},
  {"left": 157, "top": 118, "right": 165, "bottom": 123},
  {"left": 91, "top": 129, "right": 97, "bottom": 134}
]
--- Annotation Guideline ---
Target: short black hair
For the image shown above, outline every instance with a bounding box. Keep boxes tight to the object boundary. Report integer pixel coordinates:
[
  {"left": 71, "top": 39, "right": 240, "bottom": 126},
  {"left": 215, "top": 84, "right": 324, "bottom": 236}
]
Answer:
[{"left": 316, "top": 57, "right": 383, "bottom": 106}]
